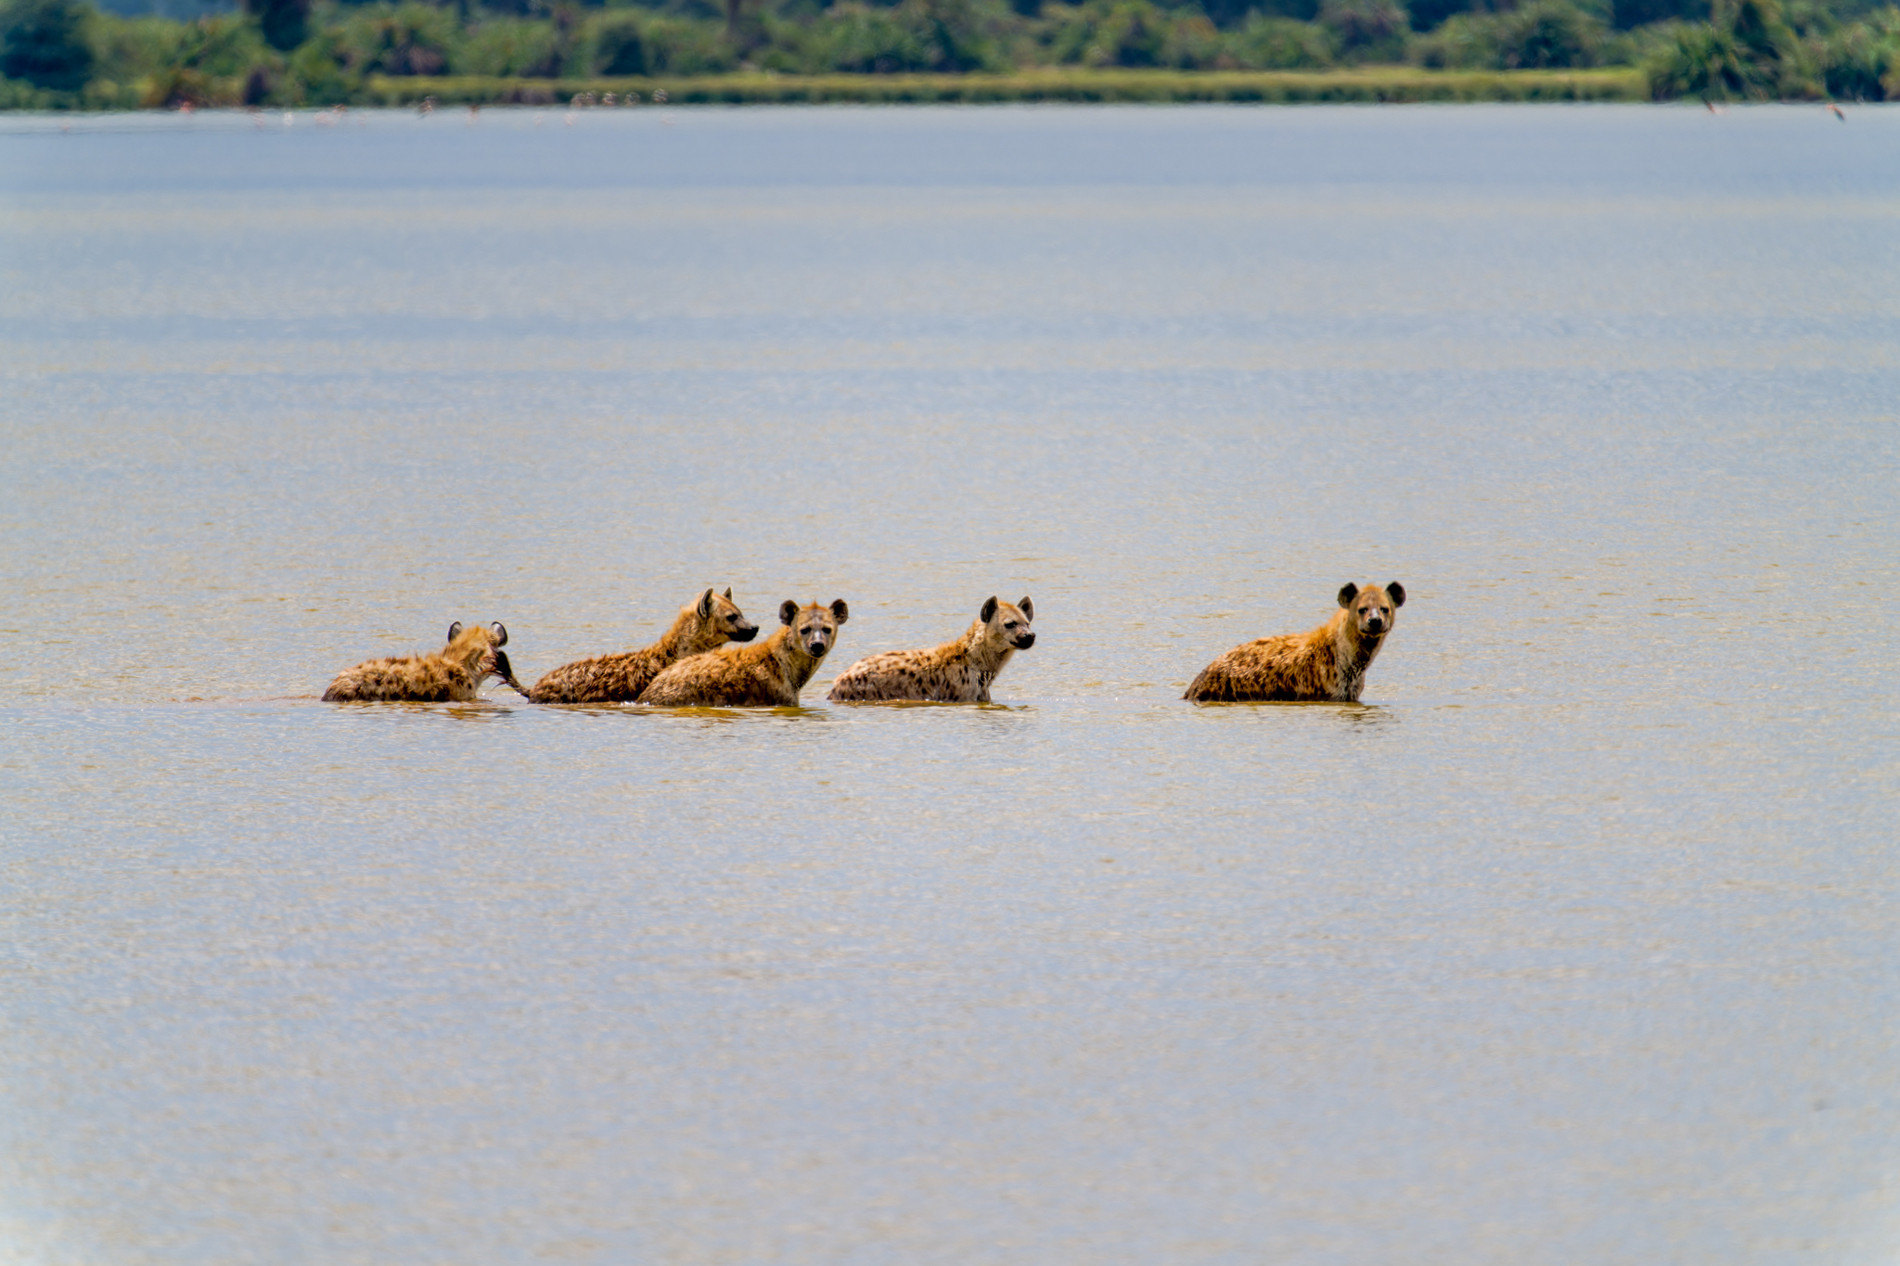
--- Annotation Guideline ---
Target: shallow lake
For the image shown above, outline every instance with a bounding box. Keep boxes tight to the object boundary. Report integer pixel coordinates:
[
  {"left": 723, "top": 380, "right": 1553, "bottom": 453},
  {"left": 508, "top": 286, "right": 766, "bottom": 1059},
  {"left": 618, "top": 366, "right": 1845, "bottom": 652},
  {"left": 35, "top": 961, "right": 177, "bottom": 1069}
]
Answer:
[{"left": 2, "top": 103, "right": 1897, "bottom": 1264}]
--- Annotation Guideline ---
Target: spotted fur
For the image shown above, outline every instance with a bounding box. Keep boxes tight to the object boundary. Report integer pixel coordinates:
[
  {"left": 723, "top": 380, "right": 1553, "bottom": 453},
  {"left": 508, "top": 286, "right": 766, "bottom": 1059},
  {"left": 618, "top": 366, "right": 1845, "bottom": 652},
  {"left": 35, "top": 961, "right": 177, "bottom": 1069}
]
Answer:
[
  {"left": 529, "top": 588, "right": 758, "bottom": 704},
  {"left": 323, "top": 621, "right": 528, "bottom": 703},
  {"left": 828, "top": 595, "right": 1035, "bottom": 703},
  {"left": 1184, "top": 582, "right": 1406, "bottom": 703},
  {"left": 638, "top": 599, "right": 848, "bottom": 707}
]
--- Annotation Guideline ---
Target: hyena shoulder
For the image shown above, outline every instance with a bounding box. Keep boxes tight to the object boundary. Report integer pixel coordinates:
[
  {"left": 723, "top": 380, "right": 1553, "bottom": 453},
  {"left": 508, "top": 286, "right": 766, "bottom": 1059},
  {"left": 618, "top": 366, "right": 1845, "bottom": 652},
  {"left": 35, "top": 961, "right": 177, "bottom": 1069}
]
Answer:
[
  {"left": 1184, "top": 582, "right": 1404, "bottom": 704},
  {"left": 828, "top": 595, "right": 1035, "bottom": 704},
  {"left": 324, "top": 621, "right": 525, "bottom": 703},
  {"left": 640, "top": 599, "right": 847, "bottom": 707},
  {"left": 529, "top": 588, "right": 758, "bottom": 704}
]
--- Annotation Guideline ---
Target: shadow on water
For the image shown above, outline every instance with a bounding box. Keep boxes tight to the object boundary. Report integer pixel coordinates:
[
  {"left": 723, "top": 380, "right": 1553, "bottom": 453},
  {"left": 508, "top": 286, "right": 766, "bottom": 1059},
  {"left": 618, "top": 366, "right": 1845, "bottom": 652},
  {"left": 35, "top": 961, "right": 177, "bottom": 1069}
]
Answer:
[
  {"left": 314, "top": 700, "right": 526, "bottom": 723},
  {"left": 827, "top": 699, "right": 1035, "bottom": 713},
  {"left": 1186, "top": 700, "right": 1399, "bottom": 729},
  {"left": 642, "top": 704, "right": 834, "bottom": 727}
]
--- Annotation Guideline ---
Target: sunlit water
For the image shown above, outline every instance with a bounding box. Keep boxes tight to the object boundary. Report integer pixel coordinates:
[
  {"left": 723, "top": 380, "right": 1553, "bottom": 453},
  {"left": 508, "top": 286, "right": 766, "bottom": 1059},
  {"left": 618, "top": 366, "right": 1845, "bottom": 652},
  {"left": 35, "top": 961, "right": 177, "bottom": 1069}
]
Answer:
[{"left": 2, "top": 104, "right": 1897, "bottom": 1264}]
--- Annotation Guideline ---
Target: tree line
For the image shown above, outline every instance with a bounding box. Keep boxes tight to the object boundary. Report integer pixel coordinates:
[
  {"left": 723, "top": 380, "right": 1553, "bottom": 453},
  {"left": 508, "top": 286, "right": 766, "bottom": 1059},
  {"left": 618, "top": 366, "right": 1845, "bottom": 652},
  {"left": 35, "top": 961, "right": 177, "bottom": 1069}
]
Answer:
[{"left": 2, "top": 0, "right": 1895, "bottom": 107}]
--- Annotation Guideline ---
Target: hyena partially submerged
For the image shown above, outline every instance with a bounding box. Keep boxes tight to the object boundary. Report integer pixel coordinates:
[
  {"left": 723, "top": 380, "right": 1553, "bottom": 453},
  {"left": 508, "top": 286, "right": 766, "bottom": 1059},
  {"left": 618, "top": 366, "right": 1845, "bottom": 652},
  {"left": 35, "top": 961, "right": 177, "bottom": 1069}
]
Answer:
[
  {"left": 322, "top": 621, "right": 530, "bottom": 702},
  {"left": 637, "top": 599, "right": 848, "bottom": 707},
  {"left": 828, "top": 595, "right": 1035, "bottom": 703},
  {"left": 528, "top": 587, "right": 758, "bottom": 704},
  {"left": 1184, "top": 581, "right": 1406, "bottom": 703}
]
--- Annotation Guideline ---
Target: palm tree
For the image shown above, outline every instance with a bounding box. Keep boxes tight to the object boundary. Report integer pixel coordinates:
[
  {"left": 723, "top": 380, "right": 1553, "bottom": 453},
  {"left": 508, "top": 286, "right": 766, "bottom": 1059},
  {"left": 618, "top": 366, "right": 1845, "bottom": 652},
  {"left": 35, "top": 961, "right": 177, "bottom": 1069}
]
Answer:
[{"left": 1649, "top": 0, "right": 1791, "bottom": 100}]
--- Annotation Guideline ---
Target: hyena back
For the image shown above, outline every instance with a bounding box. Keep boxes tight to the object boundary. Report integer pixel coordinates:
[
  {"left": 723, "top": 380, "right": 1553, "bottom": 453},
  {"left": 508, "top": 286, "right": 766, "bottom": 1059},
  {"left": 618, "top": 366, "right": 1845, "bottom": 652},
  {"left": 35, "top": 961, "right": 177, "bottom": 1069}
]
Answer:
[
  {"left": 1184, "top": 582, "right": 1405, "bottom": 703},
  {"left": 529, "top": 588, "right": 758, "bottom": 704},
  {"left": 323, "top": 621, "right": 529, "bottom": 702},
  {"left": 638, "top": 599, "right": 848, "bottom": 707},
  {"left": 828, "top": 595, "right": 1035, "bottom": 703}
]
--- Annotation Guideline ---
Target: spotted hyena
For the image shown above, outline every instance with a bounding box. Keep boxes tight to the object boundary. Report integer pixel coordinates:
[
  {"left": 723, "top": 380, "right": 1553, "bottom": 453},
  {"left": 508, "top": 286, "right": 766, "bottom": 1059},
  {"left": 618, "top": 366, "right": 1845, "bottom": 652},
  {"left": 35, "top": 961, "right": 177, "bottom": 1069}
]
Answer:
[
  {"left": 323, "top": 621, "right": 529, "bottom": 702},
  {"left": 529, "top": 587, "right": 759, "bottom": 704},
  {"left": 828, "top": 595, "right": 1035, "bottom": 703},
  {"left": 1184, "top": 582, "right": 1406, "bottom": 703},
  {"left": 638, "top": 599, "right": 848, "bottom": 707}
]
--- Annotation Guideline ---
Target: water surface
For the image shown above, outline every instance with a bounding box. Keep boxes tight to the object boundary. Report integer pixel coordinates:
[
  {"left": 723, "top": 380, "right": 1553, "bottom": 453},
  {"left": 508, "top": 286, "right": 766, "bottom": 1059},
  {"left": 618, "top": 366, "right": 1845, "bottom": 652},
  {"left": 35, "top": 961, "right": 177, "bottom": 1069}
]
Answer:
[{"left": 2, "top": 105, "right": 1897, "bottom": 1264}]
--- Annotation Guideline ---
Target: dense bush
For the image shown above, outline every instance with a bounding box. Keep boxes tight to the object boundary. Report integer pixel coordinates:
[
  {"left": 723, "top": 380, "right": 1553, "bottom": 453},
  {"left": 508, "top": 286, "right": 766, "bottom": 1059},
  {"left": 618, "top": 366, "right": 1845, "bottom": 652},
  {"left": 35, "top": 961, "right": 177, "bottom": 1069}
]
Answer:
[
  {"left": 244, "top": 0, "right": 307, "bottom": 49},
  {"left": 1613, "top": 0, "right": 1707, "bottom": 28},
  {"left": 795, "top": 3, "right": 931, "bottom": 68},
  {"left": 1315, "top": 0, "right": 1409, "bottom": 58},
  {"left": 457, "top": 14, "right": 560, "bottom": 72},
  {"left": 338, "top": 2, "right": 458, "bottom": 73},
  {"left": 638, "top": 14, "right": 737, "bottom": 71},
  {"left": 1042, "top": 0, "right": 1313, "bottom": 66},
  {"left": 93, "top": 11, "right": 185, "bottom": 79},
  {"left": 581, "top": 9, "right": 646, "bottom": 70},
  {"left": 1046, "top": 0, "right": 1170, "bottom": 64},
  {"left": 1813, "top": 10, "right": 1899, "bottom": 94},
  {"left": 1495, "top": 0, "right": 1603, "bottom": 65},
  {"left": 1227, "top": 11, "right": 1336, "bottom": 63},
  {"left": 1, "top": 0, "right": 95, "bottom": 88},
  {"left": 1647, "top": 0, "right": 1792, "bottom": 94},
  {"left": 1411, "top": 9, "right": 1496, "bottom": 63},
  {"left": 791, "top": 0, "right": 1003, "bottom": 73}
]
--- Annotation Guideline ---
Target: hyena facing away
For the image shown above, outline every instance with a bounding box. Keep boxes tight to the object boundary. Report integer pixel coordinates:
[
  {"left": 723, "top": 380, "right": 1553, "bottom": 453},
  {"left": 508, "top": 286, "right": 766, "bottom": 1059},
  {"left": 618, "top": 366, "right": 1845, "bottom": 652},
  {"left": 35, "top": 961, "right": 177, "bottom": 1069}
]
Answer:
[
  {"left": 323, "top": 621, "right": 530, "bottom": 702},
  {"left": 1184, "top": 582, "right": 1406, "bottom": 703},
  {"left": 528, "top": 587, "right": 758, "bottom": 704},
  {"left": 828, "top": 595, "right": 1035, "bottom": 703},
  {"left": 637, "top": 599, "right": 848, "bottom": 707}
]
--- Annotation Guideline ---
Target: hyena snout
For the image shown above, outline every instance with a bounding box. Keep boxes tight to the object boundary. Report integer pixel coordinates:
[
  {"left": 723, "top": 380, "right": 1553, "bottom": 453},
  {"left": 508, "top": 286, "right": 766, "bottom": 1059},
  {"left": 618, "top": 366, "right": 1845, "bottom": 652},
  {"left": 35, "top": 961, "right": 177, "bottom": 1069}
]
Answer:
[
  {"left": 1013, "top": 631, "right": 1036, "bottom": 650},
  {"left": 732, "top": 620, "right": 760, "bottom": 643},
  {"left": 806, "top": 634, "right": 831, "bottom": 657}
]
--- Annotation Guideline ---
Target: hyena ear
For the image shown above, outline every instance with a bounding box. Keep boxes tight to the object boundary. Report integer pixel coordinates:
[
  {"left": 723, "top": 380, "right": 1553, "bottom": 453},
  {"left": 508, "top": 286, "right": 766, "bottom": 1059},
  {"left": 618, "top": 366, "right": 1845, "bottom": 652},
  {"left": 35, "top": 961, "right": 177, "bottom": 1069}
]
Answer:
[
  {"left": 981, "top": 595, "right": 999, "bottom": 623},
  {"left": 698, "top": 588, "right": 717, "bottom": 619},
  {"left": 491, "top": 621, "right": 508, "bottom": 646},
  {"left": 779, "top": 599, "right": 799, "bottom": 626},
  {"left": 1338, "top": 583, "right": 1360, "bottom": 608},
  {"left": 723, "top": 587, "right": 733, "bottom": 600},
  {"left": 1386, "top": 582, "right": 1406, "bottom": 608},
  {"left": 447, "top": 621, "right": 463, "bottom": 643},
  {"left": 829, "top": 599, "right": 850, "bottom": 624},
  {"left": 1019, "top": 596, "right": 1034, "bottom": 621}
]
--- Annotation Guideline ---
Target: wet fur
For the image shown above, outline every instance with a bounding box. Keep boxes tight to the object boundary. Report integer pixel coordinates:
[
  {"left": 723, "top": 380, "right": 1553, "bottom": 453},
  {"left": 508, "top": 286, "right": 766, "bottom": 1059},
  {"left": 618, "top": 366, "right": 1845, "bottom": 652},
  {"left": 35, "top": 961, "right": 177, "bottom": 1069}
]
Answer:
[
  {"left": 1184, "top": 582, "right": 1405, "bottom": 703},
  {"left": 829, "top": 596, "right": 1035, "bottom": 703},
  {"left": 639, "top": 599, "right": 849, "bottom": 707},
  {"left": 529, "top": 588, "right": 757, "bottom": 704},
  {"left": 323, "top": 622, "right": 522, "bottom": 702}
]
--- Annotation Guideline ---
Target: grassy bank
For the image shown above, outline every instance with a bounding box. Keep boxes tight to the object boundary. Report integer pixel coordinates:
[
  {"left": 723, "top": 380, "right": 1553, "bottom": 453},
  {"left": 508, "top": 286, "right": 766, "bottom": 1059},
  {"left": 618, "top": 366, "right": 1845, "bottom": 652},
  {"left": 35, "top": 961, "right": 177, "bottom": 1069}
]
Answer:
[
  {"left": 357, "top": 66, "right": 1648, "bottom": 106},
  {"left": 0, "top": 66, "right": 1650, "bottom": 110}
]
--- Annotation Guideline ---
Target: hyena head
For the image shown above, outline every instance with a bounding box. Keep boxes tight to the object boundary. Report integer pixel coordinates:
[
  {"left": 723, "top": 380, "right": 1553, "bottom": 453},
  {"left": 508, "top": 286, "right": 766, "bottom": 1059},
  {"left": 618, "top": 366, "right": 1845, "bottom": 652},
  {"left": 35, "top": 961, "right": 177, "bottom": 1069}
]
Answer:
[
  {"left": 978, "top": 595, "right": 1036, "bottom": 651},
  {"left": 1336, "top": 582, "right": 1405, "bottom": 641},
  {"left": 779, "top": 599, "right": 849, "bottom": 661},
  {"left": 693, "top": 586, "right": 759, "bottom": 650},
  {"left": 445, "top": 620, "right": 530, "bottom": 697}
]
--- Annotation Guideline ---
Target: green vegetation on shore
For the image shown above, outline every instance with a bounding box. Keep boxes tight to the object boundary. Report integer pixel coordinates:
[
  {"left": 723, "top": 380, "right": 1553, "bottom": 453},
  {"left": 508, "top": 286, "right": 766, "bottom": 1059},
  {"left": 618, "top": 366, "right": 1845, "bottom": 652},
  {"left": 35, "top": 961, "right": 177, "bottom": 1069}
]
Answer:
[
  {"left": 372, "top": 64, "right": 1648, "bottom": 100},
  {"left": 1, "top": 0, "right": 1894, "bottom": 108}
]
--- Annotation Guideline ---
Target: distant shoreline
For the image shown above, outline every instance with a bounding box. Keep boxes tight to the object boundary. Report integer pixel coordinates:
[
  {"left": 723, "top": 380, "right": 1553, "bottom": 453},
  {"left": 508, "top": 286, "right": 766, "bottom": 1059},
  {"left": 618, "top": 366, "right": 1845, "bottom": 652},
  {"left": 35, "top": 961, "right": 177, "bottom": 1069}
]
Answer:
[
  {"left": 366, "top": 67, "right": 1650, "bottom": 106},
  {"left": 2, "top": 67, "right": 1651, "bottom": 111}
]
